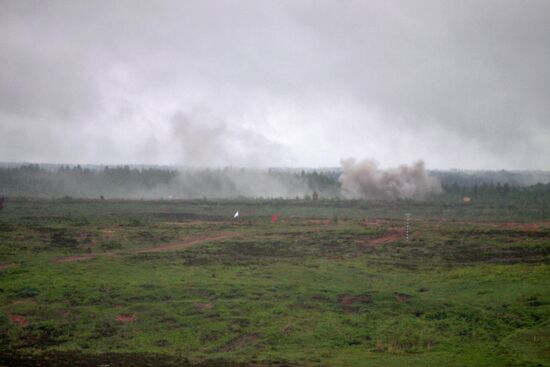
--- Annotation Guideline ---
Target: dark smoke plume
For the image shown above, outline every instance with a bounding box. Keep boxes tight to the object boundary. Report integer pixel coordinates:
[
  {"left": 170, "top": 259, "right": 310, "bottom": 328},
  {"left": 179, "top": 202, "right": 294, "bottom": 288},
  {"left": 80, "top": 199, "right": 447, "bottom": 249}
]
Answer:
[{"left": 339, "top": 159, "right": 441, "bottom": 200}]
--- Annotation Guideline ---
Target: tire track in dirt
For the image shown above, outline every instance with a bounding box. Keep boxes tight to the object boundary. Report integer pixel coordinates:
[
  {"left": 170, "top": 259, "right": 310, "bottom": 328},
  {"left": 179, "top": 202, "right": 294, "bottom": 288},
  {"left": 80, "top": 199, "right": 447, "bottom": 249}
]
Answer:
[
  {"left": 137, "top": 232, "right": 239, "bottom": 253},
  {"left": 359, "top": 228, "right": 405, "bottom": 247},
  {"left": 53, "top": 232, "right": 240, "bottom": 263}
]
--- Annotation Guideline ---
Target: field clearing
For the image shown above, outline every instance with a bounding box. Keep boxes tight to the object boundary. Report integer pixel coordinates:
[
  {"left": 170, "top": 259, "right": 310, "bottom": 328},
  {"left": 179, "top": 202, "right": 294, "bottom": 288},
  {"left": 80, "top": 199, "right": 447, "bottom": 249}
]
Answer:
[{"left": 0, "top": 199, "right": 549, "bottom": 366}]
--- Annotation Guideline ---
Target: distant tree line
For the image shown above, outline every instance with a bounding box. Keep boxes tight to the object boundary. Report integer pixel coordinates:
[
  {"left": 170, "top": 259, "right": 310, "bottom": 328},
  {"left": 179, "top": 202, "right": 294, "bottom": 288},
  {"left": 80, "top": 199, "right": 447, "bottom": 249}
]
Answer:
[
  {"left": 430, "top": 169, "right": 550, "bottom": 187},
  {"left": 0, "top": 165, "right": 341, "bottom": 199},
  {"left": 431, "top": 170, "right": 550, "bottom": 205},
  {"left": 0, "top": 165, "right": 177, "bottom": 198},
  {"left": 437, "top": 181, "right": 550, "bottom": 204},
  {"left": 0, "top": 164, "right": 549, "bottom": 202}
]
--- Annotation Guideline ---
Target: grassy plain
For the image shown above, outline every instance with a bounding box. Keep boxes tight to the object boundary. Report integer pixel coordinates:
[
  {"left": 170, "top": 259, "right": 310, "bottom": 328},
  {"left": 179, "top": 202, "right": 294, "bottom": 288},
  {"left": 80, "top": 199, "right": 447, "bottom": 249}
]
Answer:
[{"left": 0, "top": 199, "right": 549, "bottom": 366}]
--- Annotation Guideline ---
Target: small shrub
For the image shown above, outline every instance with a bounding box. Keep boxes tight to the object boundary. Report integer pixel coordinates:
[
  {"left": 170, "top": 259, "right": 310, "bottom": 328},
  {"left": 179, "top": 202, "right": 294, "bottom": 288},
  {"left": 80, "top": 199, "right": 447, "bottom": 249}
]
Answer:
[
  {"left": 20, "top": 321, "right": 69, "bottom": 347},
  {"left": 374, "top": 318, "right": 439, "bottom": 353},
  {"left": 92, "top": 320, "right": 119, "bottom": 338},
  {"left": 0, "top": 311, "right": 9, "bottom": 326},
  {"left": 154, "top": 339, "right": 170, "bottom": 347},
  {"left": 128, "top": 219, "right": 142, "bottom": 227},
  {"left": 15, "top": 286, "right": 39, "bottom": 298},
  {"left": 101, "top": 241, "right": 122, "bottom": 251},
  {"left": 50, "top": 230, "right": 78, "bottom": 248}
]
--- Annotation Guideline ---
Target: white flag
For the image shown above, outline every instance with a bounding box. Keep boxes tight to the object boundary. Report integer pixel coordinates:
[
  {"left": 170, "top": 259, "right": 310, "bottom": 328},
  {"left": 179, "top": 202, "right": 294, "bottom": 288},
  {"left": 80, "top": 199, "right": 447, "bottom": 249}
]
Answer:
[{"left": 233, "top": 211, "right": 239, "bottom": 218}]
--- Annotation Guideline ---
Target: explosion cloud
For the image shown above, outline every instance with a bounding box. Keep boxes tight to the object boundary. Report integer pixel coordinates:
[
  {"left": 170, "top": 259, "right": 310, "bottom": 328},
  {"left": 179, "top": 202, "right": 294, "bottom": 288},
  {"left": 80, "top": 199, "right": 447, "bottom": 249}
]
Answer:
[{"left": 339, "top": 159, "right": 441, "bottom": 200}]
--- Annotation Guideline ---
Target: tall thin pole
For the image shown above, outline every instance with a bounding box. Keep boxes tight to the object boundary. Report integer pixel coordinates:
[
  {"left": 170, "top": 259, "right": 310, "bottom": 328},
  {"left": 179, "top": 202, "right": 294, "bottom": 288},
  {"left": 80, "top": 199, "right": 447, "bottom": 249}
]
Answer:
[{"left": 405, "top": 213, "right": 411, "bottom": 243}]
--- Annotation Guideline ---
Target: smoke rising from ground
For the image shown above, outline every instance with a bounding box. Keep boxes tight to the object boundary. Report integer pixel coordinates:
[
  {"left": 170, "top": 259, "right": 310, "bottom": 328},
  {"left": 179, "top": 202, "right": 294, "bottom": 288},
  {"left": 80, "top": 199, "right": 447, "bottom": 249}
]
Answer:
[
  {"left": 339, "top": 159, "right": 442, "bottom": 200},
  {"left": 175, "top": 168, "right": 309, "bottom": 198},
  {"left": 0, "top": 165, "right": 315, "bottom": 199},
  {"left": 3, "top": 162, "right": 549, "bottom": 200}
]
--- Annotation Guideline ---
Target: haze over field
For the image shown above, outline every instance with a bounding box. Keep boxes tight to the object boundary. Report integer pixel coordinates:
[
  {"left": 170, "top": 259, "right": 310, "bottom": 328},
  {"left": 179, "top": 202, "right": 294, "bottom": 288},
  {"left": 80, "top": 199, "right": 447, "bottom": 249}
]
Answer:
[{"left": 1, "top": 1, "right": 549, "bottom": 170}]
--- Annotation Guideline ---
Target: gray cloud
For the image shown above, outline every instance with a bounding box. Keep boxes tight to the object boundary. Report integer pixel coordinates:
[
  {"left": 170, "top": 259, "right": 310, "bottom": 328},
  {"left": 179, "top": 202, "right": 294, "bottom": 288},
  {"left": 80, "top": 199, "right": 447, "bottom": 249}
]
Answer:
[
  {"left": 0, "top": 0, "right": 549, "bottom": 169},
  {"left": 170, "top": 109, "right": 286, "bottom": 167}
]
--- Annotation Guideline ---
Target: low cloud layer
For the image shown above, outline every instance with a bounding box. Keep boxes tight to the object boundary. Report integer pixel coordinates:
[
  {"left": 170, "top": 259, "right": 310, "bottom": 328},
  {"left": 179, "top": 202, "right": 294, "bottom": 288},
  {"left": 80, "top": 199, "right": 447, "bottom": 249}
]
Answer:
[
  {"left": 1, "top": 1, "right": 549, "bottom": 169},
  {"left": 170, "top": 110, "right": 286, "bottom": 167},
  {"left": 339, "top": 159, "right": 442, "bottom": 200}
]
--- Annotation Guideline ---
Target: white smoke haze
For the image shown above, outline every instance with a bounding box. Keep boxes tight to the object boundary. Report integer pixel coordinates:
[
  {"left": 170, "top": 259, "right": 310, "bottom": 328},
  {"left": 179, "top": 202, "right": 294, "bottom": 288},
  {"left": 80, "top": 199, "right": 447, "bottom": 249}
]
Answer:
[
  {"left": 175, "top": 168, "right": 309, "bottom": 199},
  {"left": 4, "top": 161, "right": 548, "bottom": 200},
  {"left": 170, "top": 110, "right": 287, "bottom": 167},
  {"left": 339, "top": 159, "right": 442, "bottom": 200}
]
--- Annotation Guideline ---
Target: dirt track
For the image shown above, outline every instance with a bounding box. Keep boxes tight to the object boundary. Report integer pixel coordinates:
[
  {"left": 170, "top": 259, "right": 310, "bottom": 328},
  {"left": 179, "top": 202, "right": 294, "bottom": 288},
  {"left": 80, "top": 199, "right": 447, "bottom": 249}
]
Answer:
[
  {"left": 138, "top": 232, "right": 239, "bottom": 253},
  {"left": 366, "top": 228, "right": 405, "bottom": 246}
]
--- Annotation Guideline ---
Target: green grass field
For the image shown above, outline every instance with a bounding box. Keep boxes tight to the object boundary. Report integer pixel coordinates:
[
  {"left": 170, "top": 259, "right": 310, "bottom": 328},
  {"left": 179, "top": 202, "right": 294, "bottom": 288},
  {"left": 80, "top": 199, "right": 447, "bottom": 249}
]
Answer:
[{"left": 0, "top": 199, "right": 549, "bottom": 366}]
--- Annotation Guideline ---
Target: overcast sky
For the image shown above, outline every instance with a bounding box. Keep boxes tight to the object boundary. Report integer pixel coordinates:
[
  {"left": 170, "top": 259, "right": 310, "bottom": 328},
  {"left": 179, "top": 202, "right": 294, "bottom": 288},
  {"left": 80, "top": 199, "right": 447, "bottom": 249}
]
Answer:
[{"left": 1, "top": 0, "right": 549, "bottom": 169}]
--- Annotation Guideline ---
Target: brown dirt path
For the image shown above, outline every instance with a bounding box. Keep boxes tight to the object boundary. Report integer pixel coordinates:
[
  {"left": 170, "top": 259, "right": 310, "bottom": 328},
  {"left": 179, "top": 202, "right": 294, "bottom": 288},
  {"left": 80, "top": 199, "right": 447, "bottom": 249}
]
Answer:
[
  {"left": 195, "top": 302, "right": 214, "bottom": 311},
  {"left": 116, "top": 313, "right": 137, "bottom": 323},
  {"left": 53, "top": 232, "right": 239, "bottom": 263},
  {"left": 365, "top": 228, "right": 405, "bottom": 246},
  {"left": 138, "top": 232, "right": 239, "bottom": 253}
]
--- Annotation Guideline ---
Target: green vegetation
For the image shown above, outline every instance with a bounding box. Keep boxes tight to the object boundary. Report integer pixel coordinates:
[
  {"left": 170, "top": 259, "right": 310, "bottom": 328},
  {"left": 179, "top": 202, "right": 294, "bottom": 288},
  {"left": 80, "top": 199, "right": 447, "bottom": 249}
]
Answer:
[{"left": 0, "top": 198, "right": 549, "bottom": 366}]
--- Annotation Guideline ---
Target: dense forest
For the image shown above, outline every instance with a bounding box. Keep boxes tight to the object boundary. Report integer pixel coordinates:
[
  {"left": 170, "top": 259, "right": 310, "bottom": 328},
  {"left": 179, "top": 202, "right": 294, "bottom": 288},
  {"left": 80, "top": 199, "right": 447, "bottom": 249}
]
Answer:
[
  {"left": 431, "top": 169, "right": 550, "bottom": 186},
  {"left": 0, "top": 164, "right": 549, "bottom": 202}
]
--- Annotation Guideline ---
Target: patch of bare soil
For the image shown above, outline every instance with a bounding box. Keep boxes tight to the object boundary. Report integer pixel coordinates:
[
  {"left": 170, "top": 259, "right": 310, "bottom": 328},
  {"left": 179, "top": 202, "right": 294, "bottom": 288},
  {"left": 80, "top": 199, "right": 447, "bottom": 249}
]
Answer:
[
  {"left": 336, "top": 294, "right": 371, "bottom": 314},
  {"left": 362, "top": 218, "right": 387, "bottom": 227},
  {"left": 337, "top": 294, "right": 372, "bottom": 305},
  {"left": 77, "top": 232, "right": 96, "bottom": 246},
  {"left": 116, "top": 313, "right": 137, "bottom": 323},
  {"left": 138, "top": 232, "right": 239, "bottom": 253},
  {"left": 394, "top": 292, "right": 412, "bottom": 303},
  {"left": 100, "top": 228, "right": 117, "bottom": 239},
  {"left": 12, "top": 299, "right": 36, "bottom": 305},
  {"left": 7, "top": 312, "right": 28, "bottom": 327},
  {"left": 499, "top": 222, "right": 543, "bottom": 230},
  {"left": 363, "top": 228, "right": 405, "bottom": 247},
  {"left": 337, "top": 294, "right": 355, "bottom": 305},
  {"left": 217, "top": 334, "right": 260, "bottom": 352},
  {"left": 195, "top": 303, "right": 214, "bottom": 311},
  {"left": 0, "top": 262, "right": 16, "bottom": 270}
]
